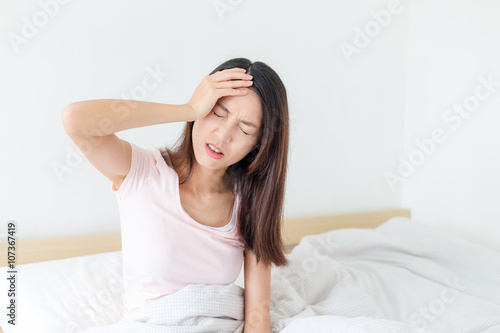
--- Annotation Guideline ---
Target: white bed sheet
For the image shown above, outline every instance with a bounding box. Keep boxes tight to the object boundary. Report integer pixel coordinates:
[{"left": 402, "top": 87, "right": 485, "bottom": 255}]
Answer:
[
  {"left": 269, "top": 217, "right": 500, "bottom": 332},
  {"left": 0, "top": 217, "right": 499, "bottom": 333}
]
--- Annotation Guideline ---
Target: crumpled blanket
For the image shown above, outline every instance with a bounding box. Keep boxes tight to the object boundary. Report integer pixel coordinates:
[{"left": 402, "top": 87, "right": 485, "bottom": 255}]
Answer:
[
  {"left": 81, "top": 217, "right": 500, "bottom": 333},
  {"left": 268, "top": 217, "right": 500, "bottom": 332},
  {"left": 80, "top": 283, "right": 245, "bottom": 333}
]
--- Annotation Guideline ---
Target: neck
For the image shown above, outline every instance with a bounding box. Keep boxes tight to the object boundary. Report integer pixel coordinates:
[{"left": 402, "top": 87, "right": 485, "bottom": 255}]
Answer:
[{"left": 184, "top": 159, "right": 232, "bottom": 196}]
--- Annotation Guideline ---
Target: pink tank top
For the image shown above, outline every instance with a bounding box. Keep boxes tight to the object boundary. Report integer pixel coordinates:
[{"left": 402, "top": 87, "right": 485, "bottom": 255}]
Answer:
[{"left": 111, "top": 142, "right": 245, "bottom": 316}]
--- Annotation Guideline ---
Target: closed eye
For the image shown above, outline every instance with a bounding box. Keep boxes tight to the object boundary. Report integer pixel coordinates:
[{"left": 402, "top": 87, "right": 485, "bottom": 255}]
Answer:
[{"left": 212, "top": 111, "right": 251, "bottom": 135}]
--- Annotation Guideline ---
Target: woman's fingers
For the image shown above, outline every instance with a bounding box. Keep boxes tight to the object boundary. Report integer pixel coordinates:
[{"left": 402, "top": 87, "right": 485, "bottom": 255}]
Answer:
[
  {"left": 211, "top": 68, "right": 253, "bottom": 92},
  {"left": 210, "top": 67, "right": 253, "bottom": 82},
  {"left": 219, "top": 88, "right": 249, "bottom": 96},
  {"left": 214, "top": 79, "right": 253, "bottom": 89},
  {"left": 206, "top": 67, "right": 253, "bottom": 96},
  {"left": 186, "top": 67, "right": 252, "bottom": 121}
]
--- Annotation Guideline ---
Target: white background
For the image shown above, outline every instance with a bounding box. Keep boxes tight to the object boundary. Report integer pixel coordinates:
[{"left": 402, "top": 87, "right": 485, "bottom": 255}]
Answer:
[{"left": 1, "top": 0, "right": 498, "bottom": 251}]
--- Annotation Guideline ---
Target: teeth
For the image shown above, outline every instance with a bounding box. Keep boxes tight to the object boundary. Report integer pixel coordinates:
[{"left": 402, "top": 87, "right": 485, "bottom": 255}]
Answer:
[{"left": 208, "top": 144, "right": 222, "bottom": 154}]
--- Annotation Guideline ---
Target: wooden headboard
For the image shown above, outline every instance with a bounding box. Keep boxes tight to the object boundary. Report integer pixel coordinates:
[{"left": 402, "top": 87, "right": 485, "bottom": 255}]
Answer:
[{"left": 0, "top": 208, "right": 410, "bottom": 267}]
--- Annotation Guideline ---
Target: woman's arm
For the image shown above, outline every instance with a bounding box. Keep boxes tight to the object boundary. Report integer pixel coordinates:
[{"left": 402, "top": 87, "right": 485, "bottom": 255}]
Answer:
[
  {"left": 61, "top": 100, "right": 199, "bottom": 189},
  {"left": 62, "top": 99, "right": 196, "bottom": 136},
  {"left": 61, "top": 68, "right": 252, "bottom": 136},
  {"left": 243, "top": 248, "right": 272, "bottom": 333}
]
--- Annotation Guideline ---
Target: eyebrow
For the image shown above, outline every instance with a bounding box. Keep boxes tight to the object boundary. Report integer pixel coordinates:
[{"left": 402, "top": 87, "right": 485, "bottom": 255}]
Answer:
[{"left": 215, "top": 102, "right": 259, "bottom": 129}]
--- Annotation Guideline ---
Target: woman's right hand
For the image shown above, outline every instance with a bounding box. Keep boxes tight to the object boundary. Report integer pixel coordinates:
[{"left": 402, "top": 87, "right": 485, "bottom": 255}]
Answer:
[{"left": 186, "top": 67, "right": 253, "bottom": 121}]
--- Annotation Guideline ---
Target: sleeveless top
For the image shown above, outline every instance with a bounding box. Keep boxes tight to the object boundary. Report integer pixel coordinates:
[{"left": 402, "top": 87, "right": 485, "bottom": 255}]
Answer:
[{"left": 111, "top": 142, "right": 244, "bottom": 317}]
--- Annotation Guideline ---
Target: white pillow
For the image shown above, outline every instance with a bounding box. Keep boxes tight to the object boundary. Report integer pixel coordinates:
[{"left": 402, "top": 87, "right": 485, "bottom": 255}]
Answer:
[{"left": 0, "top": 251, "right": 245, "bottom": 333}]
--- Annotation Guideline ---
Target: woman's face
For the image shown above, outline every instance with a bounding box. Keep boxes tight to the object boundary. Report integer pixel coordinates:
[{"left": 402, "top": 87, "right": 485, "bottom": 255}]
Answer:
[{"left": 192, "top": 90, "right": 262, "bottom": 170}]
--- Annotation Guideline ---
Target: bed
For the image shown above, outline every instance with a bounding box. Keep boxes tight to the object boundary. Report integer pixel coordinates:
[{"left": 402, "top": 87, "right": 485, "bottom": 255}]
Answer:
[{"left": 0, "top": 208, "right": 499, "bottom": 332}]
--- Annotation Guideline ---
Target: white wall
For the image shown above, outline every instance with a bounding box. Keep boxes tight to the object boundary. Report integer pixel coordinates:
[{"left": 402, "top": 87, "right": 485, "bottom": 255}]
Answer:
[
  {"left": 401, "top": 0, "right": 500, "bottom": 251},
  {"left": 1, "top": 1, "right": 496, "bottom": 252}
]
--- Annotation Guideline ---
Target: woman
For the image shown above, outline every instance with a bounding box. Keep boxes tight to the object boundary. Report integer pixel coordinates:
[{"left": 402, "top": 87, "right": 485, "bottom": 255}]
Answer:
[{"left": 62, "top": 57, "right": 290, "bottom": 332}]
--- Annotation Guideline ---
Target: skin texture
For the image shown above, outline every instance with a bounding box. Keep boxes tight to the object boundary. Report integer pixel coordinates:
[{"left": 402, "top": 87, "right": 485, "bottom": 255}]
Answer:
[
  {"left": 63, "top": 66, "right": 275, "bottom": 331},
  {"left": 243, "top": 248, "right": 272, "bottom": 332},
  {"left": 191, "top": 90, "right": 272, "bottom": 332},
  {"left": 188, "top": 90, "right": 262, "bottom": 196},
  {"left": 186, "top": 68, "right": 272, "bottom": 332}
]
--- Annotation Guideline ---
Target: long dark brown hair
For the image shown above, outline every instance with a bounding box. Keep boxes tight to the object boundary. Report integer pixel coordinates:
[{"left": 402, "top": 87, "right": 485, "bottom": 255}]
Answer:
[{"left": 160, "top": 58, "right": 289, "bottom": 268}]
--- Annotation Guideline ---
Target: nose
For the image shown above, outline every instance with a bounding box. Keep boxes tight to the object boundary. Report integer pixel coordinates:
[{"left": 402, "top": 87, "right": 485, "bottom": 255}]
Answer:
[{"left": 215, "top": 122, "right": 232, "bottom": 144}]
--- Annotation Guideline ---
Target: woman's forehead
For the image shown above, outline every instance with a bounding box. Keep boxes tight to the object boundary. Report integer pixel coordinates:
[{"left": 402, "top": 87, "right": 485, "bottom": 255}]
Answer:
[{"left": 218, "top": 92, "right": 262, "bottom": 122}]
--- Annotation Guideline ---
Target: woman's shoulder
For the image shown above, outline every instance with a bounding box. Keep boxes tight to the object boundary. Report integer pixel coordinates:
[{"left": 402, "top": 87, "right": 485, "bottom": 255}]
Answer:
[{"left": 156, "top": 147, "right": 174, "bottom": 168}]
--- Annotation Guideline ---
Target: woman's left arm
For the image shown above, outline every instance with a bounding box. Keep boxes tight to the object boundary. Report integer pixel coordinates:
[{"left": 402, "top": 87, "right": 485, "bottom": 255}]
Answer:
[{"left": 243, "top": 248, "right": 272, "bottom": 333}]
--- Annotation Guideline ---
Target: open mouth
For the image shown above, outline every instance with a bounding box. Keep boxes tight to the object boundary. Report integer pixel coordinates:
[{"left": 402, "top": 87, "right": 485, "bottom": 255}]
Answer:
[{"left": 206, "top": 143, "right": 224, "bottom": 158}]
